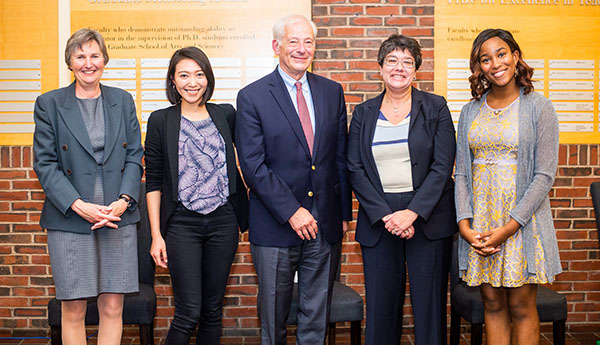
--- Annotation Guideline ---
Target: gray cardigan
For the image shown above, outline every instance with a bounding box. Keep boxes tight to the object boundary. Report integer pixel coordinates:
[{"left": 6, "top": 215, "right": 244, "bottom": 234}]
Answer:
[{"left": 454, "top": 89, "right": 562, "bottom": 282}]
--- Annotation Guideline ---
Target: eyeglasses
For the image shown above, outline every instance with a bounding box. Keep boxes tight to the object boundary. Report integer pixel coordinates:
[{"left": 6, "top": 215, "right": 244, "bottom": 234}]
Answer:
[{"left": 383, "top": 57, "right": 416, "bottom": 69}]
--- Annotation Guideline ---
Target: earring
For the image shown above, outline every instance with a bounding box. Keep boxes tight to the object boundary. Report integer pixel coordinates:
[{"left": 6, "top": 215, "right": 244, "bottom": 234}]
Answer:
[
  {"left": 413, "top": 76, "right": 416, "bottom": 81},
  {"left": 515, "top": 68, "right": 520, "bottom": 78}
]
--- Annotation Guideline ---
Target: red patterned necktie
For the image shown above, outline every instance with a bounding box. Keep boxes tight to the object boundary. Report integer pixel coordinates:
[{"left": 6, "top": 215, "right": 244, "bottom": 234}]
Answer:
[{"left": 295, "top": 81, "right": 314, "bottom": 155}]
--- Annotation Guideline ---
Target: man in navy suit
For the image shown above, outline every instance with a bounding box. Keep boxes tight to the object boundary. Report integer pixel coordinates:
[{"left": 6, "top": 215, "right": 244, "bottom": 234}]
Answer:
[{"left": 236, "top": 14, "right": 352, "bottom": 345}]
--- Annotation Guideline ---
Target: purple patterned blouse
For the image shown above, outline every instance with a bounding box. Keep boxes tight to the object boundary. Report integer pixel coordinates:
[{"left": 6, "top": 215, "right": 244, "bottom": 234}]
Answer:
[{"left": 178, "top": 115, "right": 229, "bottom": 214}]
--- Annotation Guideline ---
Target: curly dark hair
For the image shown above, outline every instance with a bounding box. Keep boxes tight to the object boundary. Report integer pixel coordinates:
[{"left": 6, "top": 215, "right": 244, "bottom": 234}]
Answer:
[
  {"left": 165, "top": 47, "right": 215, "bottom": 106},
  {"left": 468, "top": 29, "right": 534, "bottom": 100},
  {"left": 377, "top": 34, "right": 422, "bottom": 70}
]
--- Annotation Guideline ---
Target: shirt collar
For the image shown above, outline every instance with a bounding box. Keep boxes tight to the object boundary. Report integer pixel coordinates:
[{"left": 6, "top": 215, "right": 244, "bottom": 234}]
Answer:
[{"left": 277, "top": 65, "right": 308, "bottom": 93}]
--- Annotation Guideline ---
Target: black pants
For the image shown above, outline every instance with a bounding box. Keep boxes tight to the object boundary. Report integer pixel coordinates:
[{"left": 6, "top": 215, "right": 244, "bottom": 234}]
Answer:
[
  {"left": 361, "top": 192, "right": 452, "bottom": 345},
  {"left": 164, "top": 202, "right": 239, "bottom": 345}
]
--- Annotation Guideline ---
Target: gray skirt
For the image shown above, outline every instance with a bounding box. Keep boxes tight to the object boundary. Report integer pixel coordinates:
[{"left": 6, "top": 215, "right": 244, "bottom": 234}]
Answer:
[{"left": 47, "top": 223, "right": 139, "bottom": 300}]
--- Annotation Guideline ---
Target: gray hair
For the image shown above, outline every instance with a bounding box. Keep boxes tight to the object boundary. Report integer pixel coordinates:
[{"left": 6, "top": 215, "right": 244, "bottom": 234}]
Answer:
[
  {"left": 272, "top": 14, "right": 317, "bottom": 44},
  {"left": 64, "top": 28, "right": 109, "bottom": 68}
]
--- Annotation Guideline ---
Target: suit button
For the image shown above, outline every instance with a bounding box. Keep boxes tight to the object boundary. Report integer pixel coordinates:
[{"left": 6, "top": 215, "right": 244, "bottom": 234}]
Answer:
[
  {"left": 412, "top": 162, "right": 418, "bottom": 167},
  {"left": 66, "top": 169, "right": 72, "bottom": 175},
  {"left": 308, "top": 191, "right": 313, "bottom": 197},
  {"left": 62, "top": 144, "right": 68, "bottom": 151},
  {"left": 311, "top": 165, "right": 316, "bottom": 171},
  {"left": 122, "top": 142, "right": 128, "bottom": 148},
  {"left": 121, "top": 168, "right": 125, "bottom": 173}
]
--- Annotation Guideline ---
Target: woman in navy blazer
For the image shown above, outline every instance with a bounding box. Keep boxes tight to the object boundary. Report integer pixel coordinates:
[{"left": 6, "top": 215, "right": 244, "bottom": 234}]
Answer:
[
  {"left": 33, "top": 29, "right": 143, "bottom": 344},
  {"left": 347, "top": 35, "right": 457, "bottom": 345},
  {"left": 144, "top": 47, "right": 248, "bottom": 345}
]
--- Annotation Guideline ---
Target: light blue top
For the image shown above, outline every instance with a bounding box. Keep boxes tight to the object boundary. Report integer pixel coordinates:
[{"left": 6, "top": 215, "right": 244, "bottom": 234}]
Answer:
[
  {"left": 455, "top": 89, "right": 562, "bottom": 282},
  {"left": 278, "top": 65, "right": 316, "bottom": 131}
]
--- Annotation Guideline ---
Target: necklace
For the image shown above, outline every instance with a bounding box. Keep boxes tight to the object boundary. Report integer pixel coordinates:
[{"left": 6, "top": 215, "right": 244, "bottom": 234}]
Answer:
[
  {"left": 486, "top": 92, "right": 520, "bottom": 116},
  {"left": 489, "top": 107, "right": 510, "bottom": 117},
  {"left": 385, "top": 96, "right": 404, "bottom": 113},
  {"left": 487, "top": 97, "right": 519, "bottom": 117}
]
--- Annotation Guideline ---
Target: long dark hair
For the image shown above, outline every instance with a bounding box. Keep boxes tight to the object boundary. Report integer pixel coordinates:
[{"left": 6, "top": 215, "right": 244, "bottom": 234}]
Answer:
[
  {"left": 468, "top": 29, "right": 534, "bottom": 100},
  {"left": 165, "top": 47, "right": 215, "bottom": 106}
]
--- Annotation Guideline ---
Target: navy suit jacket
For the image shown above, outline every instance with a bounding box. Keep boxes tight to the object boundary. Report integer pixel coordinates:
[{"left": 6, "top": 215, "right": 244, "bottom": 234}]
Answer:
[
  {"left": 236, "top": 69, "right": 352, "bottom": 247},
  {"left": 33, "top": 82, "right": 143, "bottom": 234},
  {"left": 144, "top": 103, "right": 249, "bottom": 236},
  {"left": 347, "top": 88, "right": 458, "bottom": 246}
]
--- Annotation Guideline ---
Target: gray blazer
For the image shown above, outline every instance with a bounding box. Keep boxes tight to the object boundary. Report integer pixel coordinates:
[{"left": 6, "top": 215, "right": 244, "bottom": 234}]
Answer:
[
  {"left": 455, "top": 88, "right": 562, "bottom": 282},
  {"left": 33, "top": 82, "right": 143, "bottom": 234}
]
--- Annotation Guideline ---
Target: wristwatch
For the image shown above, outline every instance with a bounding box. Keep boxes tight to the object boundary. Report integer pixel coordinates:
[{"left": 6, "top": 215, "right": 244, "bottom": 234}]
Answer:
[{"left": 119, "top": 194, "right": 133, "bottom": 208}]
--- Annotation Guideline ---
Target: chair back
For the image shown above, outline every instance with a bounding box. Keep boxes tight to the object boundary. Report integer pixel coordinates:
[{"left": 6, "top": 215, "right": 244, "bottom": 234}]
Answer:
[
  {"left": 137, "top": 183, "right": 156, "bottom": 286},
  {"left": 590, "top": 182, "right": 600, "bottom": 247}
]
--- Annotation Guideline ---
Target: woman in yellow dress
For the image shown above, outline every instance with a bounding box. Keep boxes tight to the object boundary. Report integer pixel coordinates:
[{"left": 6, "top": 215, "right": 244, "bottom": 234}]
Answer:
[{"left": 455, "top": 29, "right": 562, "bottom": 345}]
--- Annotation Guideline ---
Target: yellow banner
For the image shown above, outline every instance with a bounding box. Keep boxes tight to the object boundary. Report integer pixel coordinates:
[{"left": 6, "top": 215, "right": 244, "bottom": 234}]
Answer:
[
  {"left": 0, "top": 0, "right": 310, "bottom": 145},
  {"left": 71, "top": 0, "right": 311, "bottom": 139},
  {"left": 435, "top": 0, "right": 600, "bottom": 143},
  {"left": 0, "top": 0, "right": 59, "bottom": 145}
]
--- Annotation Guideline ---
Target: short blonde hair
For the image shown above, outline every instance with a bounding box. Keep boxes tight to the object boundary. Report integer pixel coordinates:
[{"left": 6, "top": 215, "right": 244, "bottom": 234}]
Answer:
[{"left": 64, "top": 28, "right": 109, "bottom": 68}]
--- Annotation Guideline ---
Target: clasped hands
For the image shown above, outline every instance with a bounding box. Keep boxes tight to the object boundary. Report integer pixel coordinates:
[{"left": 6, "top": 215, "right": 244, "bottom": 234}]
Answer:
[
  {"left": 382, "top": 209, "right": 418, "bottom": 239},
  {"left": 71, "top": 198, "right": 128, "bottom": 230},
  {"left": 289, "top": 207, "right": 349, "bottom": 240},
  {"left": 460, "top": 219, "right": 520, "bottom": 257}
]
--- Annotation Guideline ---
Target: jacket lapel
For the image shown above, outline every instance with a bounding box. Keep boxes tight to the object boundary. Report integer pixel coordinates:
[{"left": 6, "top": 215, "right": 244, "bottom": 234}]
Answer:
[
  {"left": 101, "top": 84, "right": 120, "bottom": 163},
  {"left": 409, "top": 87, "right": 423, "bottom": 132},
  {"left": 307, "top": 72, "right": 324, "bottom": 159},
  {"left": 166, "top": 105, "right": 181, "bottom": 199},
  {"left": 268, "top": 70, "right": 312, "bottom": 159},
  {"left": 57, "top": 82, "right": 95, "bottom": 158},
  {"left": 207, "top": 103, "right": 237, "bottom": 193},
  {"left": 363, "top": 92, "right": 385, "bottom": 193},
  {"left": 208, "top": 103, "right": 232, "bottom": 146}
]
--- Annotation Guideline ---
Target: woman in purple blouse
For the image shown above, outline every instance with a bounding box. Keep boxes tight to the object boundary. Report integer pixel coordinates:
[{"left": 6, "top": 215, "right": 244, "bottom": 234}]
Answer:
[{"left": 144, "top": 47, "right": 248, "bottom": 345}]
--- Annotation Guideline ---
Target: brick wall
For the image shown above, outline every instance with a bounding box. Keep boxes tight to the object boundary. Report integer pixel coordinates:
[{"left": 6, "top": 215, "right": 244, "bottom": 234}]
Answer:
[
  {"left": 1, "top": 0, "right": 600, "bottom": 340},
  {"left": 551, "top": 145, "right": 600, "bottom": 331}
]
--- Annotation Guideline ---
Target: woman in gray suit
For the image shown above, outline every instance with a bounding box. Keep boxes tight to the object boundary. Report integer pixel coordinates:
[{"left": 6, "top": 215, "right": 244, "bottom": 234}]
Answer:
[{"left": 33, "top": 29, "right": 143, "bottom": 345}]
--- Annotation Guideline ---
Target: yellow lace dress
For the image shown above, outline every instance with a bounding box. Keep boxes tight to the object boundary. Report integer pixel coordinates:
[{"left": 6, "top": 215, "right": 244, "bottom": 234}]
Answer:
[{"left": 462, "top": 98, "right": 549, "bottom": 287}]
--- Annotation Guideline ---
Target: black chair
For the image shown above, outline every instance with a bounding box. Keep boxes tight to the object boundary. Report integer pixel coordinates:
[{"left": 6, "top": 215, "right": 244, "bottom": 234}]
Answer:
[
  {"left": 590, "top": 182, "right": 600, "bottom": 246},
  {"left": 449, "top": 235, "right": 567, "bottom": 345},
  {"left": 48, "top": 184, "right": 156, "bottom": 345}
]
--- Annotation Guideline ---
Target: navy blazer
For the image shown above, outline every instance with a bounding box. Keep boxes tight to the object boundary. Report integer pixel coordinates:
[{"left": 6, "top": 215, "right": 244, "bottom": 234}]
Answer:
[
  {"left": 347, "top": 88, "right": 458, "bottom": 246},
  {"left": 144, "top": 103, "right": 249, "bottom": 236},
  {"left": 33, "top": 82, "right": 143, "bottom": 234},
  {"left": 236, "top": 69, "right": 352, "bottom": 247}
]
